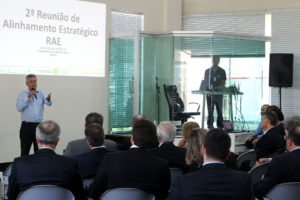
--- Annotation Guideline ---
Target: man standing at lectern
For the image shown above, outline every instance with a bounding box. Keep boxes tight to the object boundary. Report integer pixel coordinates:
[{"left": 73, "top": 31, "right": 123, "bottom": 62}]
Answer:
[
  {"left": 203, "top": 56, "right": 226, "bottom": 129},
  {"left": 16, "top": 74, "right": 52, "bottom": 156}
]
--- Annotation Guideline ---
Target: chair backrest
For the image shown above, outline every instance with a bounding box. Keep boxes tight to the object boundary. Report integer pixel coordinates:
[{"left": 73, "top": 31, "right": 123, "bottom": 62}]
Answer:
[
  {"left": 17, "top": 185, "right": 75, "bottom": 200},
  {"left": 2, "top": 164, "right": 13, "bottom": 200},
  {"left": 237, "top": 150, "right": 257, "bottom": 170},
  {"left": 4, "top": 164, "right": 12, "bottom": 177},
  {"left": 169, "top": 168, "right": 183, "bottom": 186},
  {"left": 248, "top": 162, "right": 269, "bottom": 188},
  {"left": 163, "top": 84, "right": 184, "bottom": 120},
  {"left": 266, "top": 182, "right": 300, "bottom": 200},
  {"left": 100, "top": 188, "right": 155, "bottom": 200}
]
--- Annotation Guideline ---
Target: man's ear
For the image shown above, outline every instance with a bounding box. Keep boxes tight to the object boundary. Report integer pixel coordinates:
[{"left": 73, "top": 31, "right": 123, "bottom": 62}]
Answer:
[
  {"left": 201, "top": 144, "right": 205, "bottom": 155},
  {"left": 86, "top": 139, "right": 92, "bottom": 148},
  {"left": 36, "top": 136, "right": 40, "bottom": 145},
  {"left": 130, "top": 135, "right": 134, "bottom": 145},
  {"left": 55, "top": 138, "right": 59, "bottom": 146}
]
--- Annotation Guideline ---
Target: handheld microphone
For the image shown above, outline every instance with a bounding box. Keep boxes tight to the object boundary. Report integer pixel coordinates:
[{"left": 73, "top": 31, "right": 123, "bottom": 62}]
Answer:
[{"left": 32, "top": 88, "right": 37, "bottom": 99}]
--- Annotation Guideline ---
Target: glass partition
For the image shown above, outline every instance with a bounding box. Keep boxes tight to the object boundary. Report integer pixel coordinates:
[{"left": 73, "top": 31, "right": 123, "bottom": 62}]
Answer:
[{"left": 138, "top": 33, "right": 268, "bottom": 132}]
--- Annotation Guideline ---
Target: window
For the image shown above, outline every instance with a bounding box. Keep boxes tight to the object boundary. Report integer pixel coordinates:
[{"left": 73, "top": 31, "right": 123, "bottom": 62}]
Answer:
[{"left": 109, "top": 10, "right": 143, "bottom": 133}]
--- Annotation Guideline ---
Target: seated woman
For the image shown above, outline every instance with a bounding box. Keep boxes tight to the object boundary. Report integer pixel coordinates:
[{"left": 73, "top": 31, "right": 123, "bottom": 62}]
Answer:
[
  {"left": 185, "top": 128, "right": 238, "bottom": 173},
  {"left": 177, "top": 121, "right": 200, "bottom": 148},
  {"left": 185, "top": 128, "right": 207, "bottom": 173}
]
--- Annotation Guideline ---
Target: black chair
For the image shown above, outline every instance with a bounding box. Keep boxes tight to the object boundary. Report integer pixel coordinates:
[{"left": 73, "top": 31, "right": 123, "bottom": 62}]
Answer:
[
  {"left": 236, "top": 150, "right": 257, "bottom": 171},
  {"left": 100, "top": 188, "right": 155, "bottom": 200},
  {"left": 163, "top": 84, "right": 200, "bottom": 125},
  {"left": 248, "top": 162, "right": 269, "bottom": 188},
  {"left": 265, "top": 182, "right": 300, "bottom": 200}
]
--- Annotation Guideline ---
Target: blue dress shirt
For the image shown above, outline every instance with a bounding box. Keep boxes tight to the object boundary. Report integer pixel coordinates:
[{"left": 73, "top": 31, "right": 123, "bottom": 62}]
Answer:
[
  {"left": 16, "top": 89, "right": 52, "bottom": 123},
  {"left": 253, "top": 122, "right": 263, "bottom": 136}
]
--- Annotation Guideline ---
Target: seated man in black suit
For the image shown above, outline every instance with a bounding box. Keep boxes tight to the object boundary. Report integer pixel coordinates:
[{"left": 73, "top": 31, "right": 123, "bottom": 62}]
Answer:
[
  {"left": 8, "top": 120, "right": 86, "bottom": 200},
  {"left": 150, "top": 121, "right": 186, "bottom": 170},
  {"left": 88, "top": 119, "right": 170, "bottom": 200},
  {"left": 254, "top": 111, "right": 285, "bottom": 159},
  {"left": 267, "top": 105, "right": 285, "bottom": 137},
  {"left": 64, "top": 112, "right": 117, "bottom": 157},
  {"left": 168, "top": 129, "right": 251, "bottom": 200},
  {"left": 254, "top": 124, "right": 300, "bottom": 199},
  {"left": 74, "top": 123, "right": 110, "bottom": 179}
]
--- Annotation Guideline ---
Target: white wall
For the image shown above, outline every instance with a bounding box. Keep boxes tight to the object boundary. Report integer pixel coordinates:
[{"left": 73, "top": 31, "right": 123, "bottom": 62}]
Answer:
[
  {"left": 183, "top": 0, "right": 300, "bottom": 14},
  {"left": 0, "top": 0, "right": 182, "bottom": 162}
]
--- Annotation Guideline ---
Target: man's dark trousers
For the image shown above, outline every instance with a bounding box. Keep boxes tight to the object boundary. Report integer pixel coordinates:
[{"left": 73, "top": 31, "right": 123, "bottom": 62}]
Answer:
[{"left": 20, "top": 122, "right": 39, "bottom": 156}]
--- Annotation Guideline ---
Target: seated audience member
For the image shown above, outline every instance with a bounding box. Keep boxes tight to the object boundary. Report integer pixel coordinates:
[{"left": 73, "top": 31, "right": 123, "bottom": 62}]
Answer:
[
  {"left": 254, "top": 111, "right": 285, "bottom": 159},
  {"left": 246, "top": 104, "right": 270, "bottom": 148},
  {"left": 119, "top": 114, "right": 147, "bottom": 150},
  {"left": 267, "top": 105, "right": 285, "bottom": 136},
  {"left": 168, "top": 129, "right": 251, "bottom": 200},
  {"left": 257, "top": 116, "right": 300, "bottom": 164},
  {"left": 150, "top": 121, "right": 187, "bottom": 170},
  {"left": 8, "top": 121, "right": 86, "bottom": 200},
  {"left": 185, "top": 128, "right": 237, "bottom": 173},
  {"left": 74, "top": 123, "right": 110, "bottom": 179},
  {"left": 254, "top": 125, "right": 300, "bottom": 199},
  {"left": 178, "top": 121, "right": 200, "bottom": 147},
  {"left": 88, "top": 119, "right": 170, "bottom": 200},
  {"left": 64, "top": 112, "right": 117, "bottom": 157},
  {"left": 185, "top": 128, "right": 207, "bottom": 173}
]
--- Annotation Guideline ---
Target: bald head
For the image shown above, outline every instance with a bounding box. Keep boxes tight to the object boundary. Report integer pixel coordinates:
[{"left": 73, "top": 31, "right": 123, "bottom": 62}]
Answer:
[{"left": 131, "top": 114, "right": 146, "bottom": 127}]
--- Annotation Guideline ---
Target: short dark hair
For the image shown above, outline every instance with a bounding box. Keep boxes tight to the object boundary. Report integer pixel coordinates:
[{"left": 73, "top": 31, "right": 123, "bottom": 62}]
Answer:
[
  {"left": 26, "top": 74, "right": 36, "bottom": 81},
  {"left": 204, "top": 129, "right": 231, "bottom": 161},
  {"left": 85, "top": 112, "right": 103, "bottom": 126},
  {"left": 262, "top": 111, "right": 278, "bottom": 126},
  {"left": 85, "top": 123, "right": 104, "bottom": 147},
  {"left": 132, "top": 119, "right": 158, "bottom": 148},
  {"left": 267, "top": 105, "right": 284, "bottom": 121},
  {"left": 287, "top": 126, "right": 300, "bottom": 146}
]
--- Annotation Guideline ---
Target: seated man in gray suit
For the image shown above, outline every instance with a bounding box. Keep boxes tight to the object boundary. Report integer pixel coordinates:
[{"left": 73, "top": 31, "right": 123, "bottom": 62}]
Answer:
[{"left": 64, "top": 112, "right": 117, "bottom": 157}]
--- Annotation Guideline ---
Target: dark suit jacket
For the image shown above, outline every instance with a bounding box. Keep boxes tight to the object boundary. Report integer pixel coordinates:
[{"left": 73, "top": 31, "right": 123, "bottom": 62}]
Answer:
[
  {"left": 254, "top": 127, "right": 285, "bottom": 159},
  {"left": 74, "top": 147, "right": 110, "bottom": 179},
  {"left": 168, "top": 163, "right": 252, "bottom": 200},
  {"left": 7, "top": 149, "right": 86, "bottom": 200},
  {"left": 88, "top": 147, "right": 170, "bottom": 200},
  {"left": 149, "top": 142, "right": 187, "bottom": 170},
  {"left": 254, "top": 149, "right": 300, "bottom": 199}
]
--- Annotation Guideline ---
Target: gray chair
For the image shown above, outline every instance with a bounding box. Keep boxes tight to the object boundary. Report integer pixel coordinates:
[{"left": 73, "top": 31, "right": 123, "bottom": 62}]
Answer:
[
  {"left": 17, "top": 185, "right": 75, "bottom": 200},
  {"left": 4, "top": 164, "right": 12, "bottom": 177},
  {"left": 248, "top": 162, "right": 269, "bottom": 188},
  {"left": 2, "top": 164, "right": 13, "bottom": 200},
  {"left": 100, "top": 188, "right": 155, "bottom": 200},
  {"left": 237, "top": 150, "right": 257, "bottom": 171},
  {"left": 265, "top": 182, "right": 300, "bottom": 200}
]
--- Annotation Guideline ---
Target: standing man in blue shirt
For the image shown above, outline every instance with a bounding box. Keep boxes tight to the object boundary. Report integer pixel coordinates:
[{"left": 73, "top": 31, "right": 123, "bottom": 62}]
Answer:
[{"left": 16, "top": 74, "right": 52, "bottom": 156}]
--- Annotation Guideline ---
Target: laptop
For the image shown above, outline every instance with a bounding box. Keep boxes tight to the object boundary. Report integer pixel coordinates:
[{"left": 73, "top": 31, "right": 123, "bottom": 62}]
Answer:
[{"left": 222, "top": 120, "right": 240, "bottom": 133}]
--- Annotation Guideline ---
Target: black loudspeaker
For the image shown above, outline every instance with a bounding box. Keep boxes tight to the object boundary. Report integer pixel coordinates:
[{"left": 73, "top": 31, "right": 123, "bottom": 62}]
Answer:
[{"left": 269, "top": 53, "right": 293, "bottom": 87}]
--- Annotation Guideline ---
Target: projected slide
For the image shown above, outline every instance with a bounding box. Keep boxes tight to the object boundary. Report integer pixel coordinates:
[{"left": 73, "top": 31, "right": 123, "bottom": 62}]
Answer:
[{"left": 0, "top": 0, "right": 106, "bottom": 77}]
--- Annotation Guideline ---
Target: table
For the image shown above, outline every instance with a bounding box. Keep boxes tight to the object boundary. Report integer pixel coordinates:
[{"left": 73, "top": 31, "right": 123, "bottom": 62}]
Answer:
[{"left": 192, "top": 89, "right": 243, "bottom": 128}]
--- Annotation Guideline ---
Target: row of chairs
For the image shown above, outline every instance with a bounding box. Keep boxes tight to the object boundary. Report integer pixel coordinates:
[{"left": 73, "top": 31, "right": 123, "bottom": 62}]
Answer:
[
  {"left": 1, "top": 165, "right": 181, "bottom": 200},
  {"left": 11, "top": 182, "right": 300, "bottom": 200},
  {"left": 16, "top": 185, "right": 156, "bottom": 200}
]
